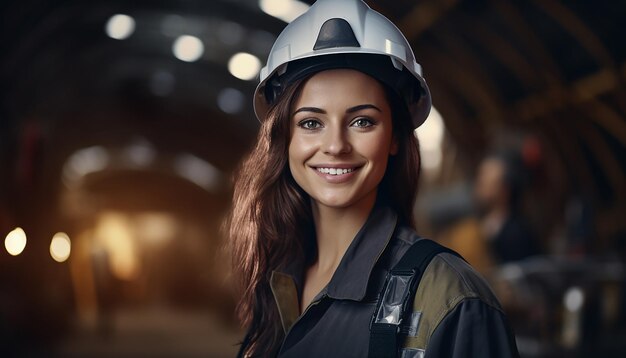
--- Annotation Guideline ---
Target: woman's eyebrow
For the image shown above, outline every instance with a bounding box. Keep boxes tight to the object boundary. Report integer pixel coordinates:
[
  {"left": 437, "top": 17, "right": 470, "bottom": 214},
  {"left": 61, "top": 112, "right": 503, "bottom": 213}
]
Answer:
[
  {"left": 293, "top": 104, "right": 381, "bottom": 115},
  {"left": 293, "top": 107, "right": 326, "bottom": 115},
  {"left": 346, "top": 104, "right": 381, "bottom": 113}
]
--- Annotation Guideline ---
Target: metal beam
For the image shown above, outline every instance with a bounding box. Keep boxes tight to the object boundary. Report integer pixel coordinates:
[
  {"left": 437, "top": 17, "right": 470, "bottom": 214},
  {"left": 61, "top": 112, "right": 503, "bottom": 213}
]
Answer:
[
  {"left": 432, "top": 29, "right": 506, "bottom": 108},
  {"left": 532, "top": 0, "right": 616, "bottom": 69},
  {"left": 492, "top": 0, "right": 564, "bottom": 86},
  {"left": 454, "top": 13, "right": 542, "bottom": 91},
  {"left": 397, "top": 0, "right": 458, "bottom": 40},
  {"left": 421, "top": 45, "right": 504, "bottom": 128},
  {"left": 512, "top": 63, "right": 626, "bottom": 145},
  {"left": 574, "top": 115, "right": 625, "bottom": 201}
]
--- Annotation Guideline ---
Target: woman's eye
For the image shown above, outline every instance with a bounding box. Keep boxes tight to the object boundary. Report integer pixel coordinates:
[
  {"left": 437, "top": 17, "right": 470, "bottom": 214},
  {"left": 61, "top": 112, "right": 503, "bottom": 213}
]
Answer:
[
  {"left": 298, "top": 119, "right": 322, "bottom": 130},
  {"left": 351, "top": 117, "right": 374, "bottom": 128}
]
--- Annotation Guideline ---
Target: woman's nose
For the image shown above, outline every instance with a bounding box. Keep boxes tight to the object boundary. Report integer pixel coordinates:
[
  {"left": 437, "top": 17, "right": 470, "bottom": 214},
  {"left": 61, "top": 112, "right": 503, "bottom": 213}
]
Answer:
[{"left": 322, "top": 126, "right": 352, "bottom": 155}]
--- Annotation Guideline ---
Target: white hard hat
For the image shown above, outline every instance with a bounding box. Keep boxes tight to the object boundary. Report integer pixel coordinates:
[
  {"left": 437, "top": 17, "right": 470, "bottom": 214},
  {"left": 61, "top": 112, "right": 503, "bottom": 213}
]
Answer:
[{"left": 254, "top": 0, "right": 431, "bottom": 128}]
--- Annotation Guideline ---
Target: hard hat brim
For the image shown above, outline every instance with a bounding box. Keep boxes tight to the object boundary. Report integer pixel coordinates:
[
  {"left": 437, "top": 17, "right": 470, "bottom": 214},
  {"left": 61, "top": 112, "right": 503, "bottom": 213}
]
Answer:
[{"left": 254, "top": 52, "right": 431, "bottom": 128}]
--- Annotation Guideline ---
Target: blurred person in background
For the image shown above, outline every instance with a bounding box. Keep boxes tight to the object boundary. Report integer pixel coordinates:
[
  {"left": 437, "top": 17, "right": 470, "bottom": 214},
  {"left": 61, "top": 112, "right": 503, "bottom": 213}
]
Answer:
[
  {"left": 225, "top": 0, "right": 519, "bottom": 357},
  {"left": 474, "top": 150, "right": 540, "bottom": 263}
]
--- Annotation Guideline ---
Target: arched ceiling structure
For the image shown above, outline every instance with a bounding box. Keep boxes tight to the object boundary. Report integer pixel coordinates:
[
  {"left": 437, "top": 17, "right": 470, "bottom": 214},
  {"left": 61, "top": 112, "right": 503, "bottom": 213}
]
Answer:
[{"left": 1, "top": 0, "right": 625, "bottom": 248}]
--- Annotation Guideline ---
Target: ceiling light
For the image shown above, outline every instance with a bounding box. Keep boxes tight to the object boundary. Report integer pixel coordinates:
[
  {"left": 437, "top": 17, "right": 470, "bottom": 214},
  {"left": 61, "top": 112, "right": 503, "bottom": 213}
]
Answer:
[
  {"left": 259, "top": 0, "right": 310, "bottom": 23},
  {"left": 228, "top": 52, "right": 261, "bottom": 81},
  {"left": 105, "top": 14, "right": 135, "bottom": 40},
  {"left": 5, "top": 227, "right": 27, "bottom": 256},
  {"left": 50, "top": 232, "right": 71, "bottom": 263},
  {"left": 173, "top": 35, "right": 204, "bottom": 62}
]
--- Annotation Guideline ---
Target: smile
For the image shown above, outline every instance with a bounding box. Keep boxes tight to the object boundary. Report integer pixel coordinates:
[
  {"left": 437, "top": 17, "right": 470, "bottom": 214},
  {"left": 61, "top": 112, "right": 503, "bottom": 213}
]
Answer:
[{"left": 316, "top": 167, "right": 355, "bottom": 175}]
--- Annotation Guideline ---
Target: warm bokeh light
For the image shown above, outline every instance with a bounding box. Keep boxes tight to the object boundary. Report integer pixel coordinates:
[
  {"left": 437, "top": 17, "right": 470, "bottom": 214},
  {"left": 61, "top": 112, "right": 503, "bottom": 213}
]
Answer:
[
  {"left": 174, "top": 154, "right": 222, "bottom": 191},
  {"left": 227, "top": 52, "right": 261, "bottom": 81},
  {"left": 259, "top": 0, "right": 310, "bottom": 23},
  {"left": 5, "top": 227, "right": 27, "bottom": 256},
  {"left": 173, "top": 35, "right": 204, "bottom": 62},
  {"left": 50, "top": 232, "right": 72, "bottom": 263},
  {"left": 62, "top": 145, "right": 110, "bottom": 184},
  {"left": 415, "top": 107, "right": 445, "bottom": 171},
  {"left": 105, "top": 14, "right": 135, "bottom": 40},
  {"left": 94, "top": 212, "right": 140, "bottom": 281},
  {"left": 134, "top": 212, "right": 177, "bottom": 246}
]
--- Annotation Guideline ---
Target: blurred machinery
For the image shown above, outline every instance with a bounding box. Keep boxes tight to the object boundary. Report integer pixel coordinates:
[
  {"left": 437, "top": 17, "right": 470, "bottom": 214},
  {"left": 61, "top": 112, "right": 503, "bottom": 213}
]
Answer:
[{"left": 493, "top": 257, "right": 626, "bottom": 357}]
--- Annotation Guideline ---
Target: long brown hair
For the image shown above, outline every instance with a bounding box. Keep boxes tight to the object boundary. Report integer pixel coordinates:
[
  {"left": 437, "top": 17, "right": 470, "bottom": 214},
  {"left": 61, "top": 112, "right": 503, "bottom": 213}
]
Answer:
[{"left": 226, "top": 73, "right": 421, "bottom": 356}]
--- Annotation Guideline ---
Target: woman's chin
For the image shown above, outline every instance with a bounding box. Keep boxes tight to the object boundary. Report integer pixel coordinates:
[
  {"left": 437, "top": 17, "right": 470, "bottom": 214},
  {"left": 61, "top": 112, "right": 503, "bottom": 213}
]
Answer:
[
  {"left": 313, "top": 198, "right": 351, "bottom": 209},
  {"left": 310, "top": 191, "right": 376, "bottom": 211}
]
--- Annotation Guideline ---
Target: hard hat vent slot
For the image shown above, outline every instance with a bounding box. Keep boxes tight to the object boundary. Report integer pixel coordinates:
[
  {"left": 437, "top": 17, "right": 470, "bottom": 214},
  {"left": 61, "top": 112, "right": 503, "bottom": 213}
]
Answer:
[{"left": 313, "top": 18, "right": 360, "bottom": 50}]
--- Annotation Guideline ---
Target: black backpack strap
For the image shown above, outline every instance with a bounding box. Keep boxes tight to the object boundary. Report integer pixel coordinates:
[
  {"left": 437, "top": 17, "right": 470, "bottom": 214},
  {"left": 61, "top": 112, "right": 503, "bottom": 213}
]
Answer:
[{"left": 369, "top": 239, "right": 461, "bottom": 358}]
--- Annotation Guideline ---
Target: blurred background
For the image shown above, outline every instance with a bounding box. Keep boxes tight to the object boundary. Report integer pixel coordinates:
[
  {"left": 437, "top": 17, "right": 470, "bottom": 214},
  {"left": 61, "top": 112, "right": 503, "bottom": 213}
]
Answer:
[{"left": 0, "top": 0, "right": 625, "bottom": 357}]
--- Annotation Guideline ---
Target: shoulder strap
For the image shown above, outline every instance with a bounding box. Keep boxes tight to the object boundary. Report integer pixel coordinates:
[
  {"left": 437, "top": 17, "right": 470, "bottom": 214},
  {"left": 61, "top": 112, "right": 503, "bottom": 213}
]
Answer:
[{"left": 369, "top": 239, "right": 460, "bottom": 358}]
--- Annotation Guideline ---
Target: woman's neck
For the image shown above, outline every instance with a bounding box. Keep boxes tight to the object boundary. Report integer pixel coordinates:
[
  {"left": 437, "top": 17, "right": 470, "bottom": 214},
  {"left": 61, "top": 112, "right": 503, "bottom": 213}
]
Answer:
[{"left": 310, "top": 193, "right": 377, "bottom": 273}]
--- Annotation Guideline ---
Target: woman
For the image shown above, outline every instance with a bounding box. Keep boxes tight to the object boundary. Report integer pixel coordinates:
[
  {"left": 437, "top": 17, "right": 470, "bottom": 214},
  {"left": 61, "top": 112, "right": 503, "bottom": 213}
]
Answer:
[{"left": 227, "top": 0, "right": 519, "bottom": 357}]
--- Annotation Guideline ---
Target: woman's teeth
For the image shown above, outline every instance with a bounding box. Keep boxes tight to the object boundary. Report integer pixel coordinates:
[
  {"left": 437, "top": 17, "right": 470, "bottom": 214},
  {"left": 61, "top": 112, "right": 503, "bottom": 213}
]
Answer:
[{"left": 316, "top": 167, "right": 354, "bottom": 175}]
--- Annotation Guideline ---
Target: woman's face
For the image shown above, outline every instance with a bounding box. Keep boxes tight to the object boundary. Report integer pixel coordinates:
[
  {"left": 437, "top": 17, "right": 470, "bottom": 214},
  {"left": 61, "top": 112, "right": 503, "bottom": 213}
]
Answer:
[{"left": 288, "top": 69, "right": 397, "bottom": 211}]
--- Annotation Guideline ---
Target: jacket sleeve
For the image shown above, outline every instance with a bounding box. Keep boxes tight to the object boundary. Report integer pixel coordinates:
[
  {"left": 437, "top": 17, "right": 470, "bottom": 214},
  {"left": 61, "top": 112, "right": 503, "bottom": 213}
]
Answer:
[{"left": 424, "top": 298, "right": 520, "bottom": 358}]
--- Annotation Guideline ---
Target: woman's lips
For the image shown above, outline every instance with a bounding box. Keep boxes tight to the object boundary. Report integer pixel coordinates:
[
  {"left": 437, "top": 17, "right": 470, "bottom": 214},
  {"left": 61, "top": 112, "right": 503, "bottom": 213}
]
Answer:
[
  {"left": 310, "top": 165, "right": 362, "bottom": 183},
  {"left": 316, "top": 167, "right": 355, "bottom": 175}
]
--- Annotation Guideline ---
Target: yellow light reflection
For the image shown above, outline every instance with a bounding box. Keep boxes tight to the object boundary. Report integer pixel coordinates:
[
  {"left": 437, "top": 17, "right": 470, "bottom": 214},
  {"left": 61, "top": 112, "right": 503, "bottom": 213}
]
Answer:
[
  {"left": 94, "top": 212, "right": 140, "bottom": 280},
  {"left": 69, "top": 229, "right": 99, "bottom": 326},
  {"left": 5, "top": 227, "right": 27, "bottom": 256},
  {"left": 50, "top": 232, "right": 72, "bottom": 263},
  {"left": 415, "top": 106, "right": 445, "bottom": 171},
  {"left": 135, "top": 212, "right": 177, "bottom": 246}
]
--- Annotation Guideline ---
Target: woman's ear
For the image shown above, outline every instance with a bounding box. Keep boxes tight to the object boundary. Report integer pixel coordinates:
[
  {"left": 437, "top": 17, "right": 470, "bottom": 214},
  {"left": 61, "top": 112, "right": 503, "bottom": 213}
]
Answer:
[{"left": 390, "top": 135, "right": 399, "bottom": 155}]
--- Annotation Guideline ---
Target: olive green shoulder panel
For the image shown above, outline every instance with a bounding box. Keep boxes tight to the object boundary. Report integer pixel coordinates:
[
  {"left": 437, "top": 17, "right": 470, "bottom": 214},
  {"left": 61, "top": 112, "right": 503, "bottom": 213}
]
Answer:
[
  {"left": 270, "top": 271, "right": 300, "bottom": 334},
  {"left": 401, "top": 252, "right": 502, "bottom": 350}
]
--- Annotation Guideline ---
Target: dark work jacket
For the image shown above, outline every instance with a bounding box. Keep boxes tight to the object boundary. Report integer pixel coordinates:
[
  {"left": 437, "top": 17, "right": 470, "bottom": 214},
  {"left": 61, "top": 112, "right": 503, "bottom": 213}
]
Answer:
[{"left": 240, "top": 203, "right": 519, "bottom": 357}]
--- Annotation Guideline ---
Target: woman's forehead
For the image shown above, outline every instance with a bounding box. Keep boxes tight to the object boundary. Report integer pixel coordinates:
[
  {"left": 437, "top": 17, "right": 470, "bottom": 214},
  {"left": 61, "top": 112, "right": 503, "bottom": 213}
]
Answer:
[{"left": 294, "top": 69, "right": 389, "bottom": 109}]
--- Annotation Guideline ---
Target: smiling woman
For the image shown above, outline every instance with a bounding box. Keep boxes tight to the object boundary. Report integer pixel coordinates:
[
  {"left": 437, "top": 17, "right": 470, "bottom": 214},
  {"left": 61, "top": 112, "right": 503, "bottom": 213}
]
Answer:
[
  {"left": 288, "top": 69, "right": 396, "bottom": 211},
  {"left": 225, "top": 0, "right": 519, "bottom": 357}
]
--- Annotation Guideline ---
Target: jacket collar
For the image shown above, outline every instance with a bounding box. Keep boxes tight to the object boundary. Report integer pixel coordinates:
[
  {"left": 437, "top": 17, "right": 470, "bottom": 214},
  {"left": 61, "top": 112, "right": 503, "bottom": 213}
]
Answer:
[
  {"left": 274, "top": 201, "right": 398, "bottom": 302},
  {"left": 325, "top": 202, "right": 397, "bottom": 300}
]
